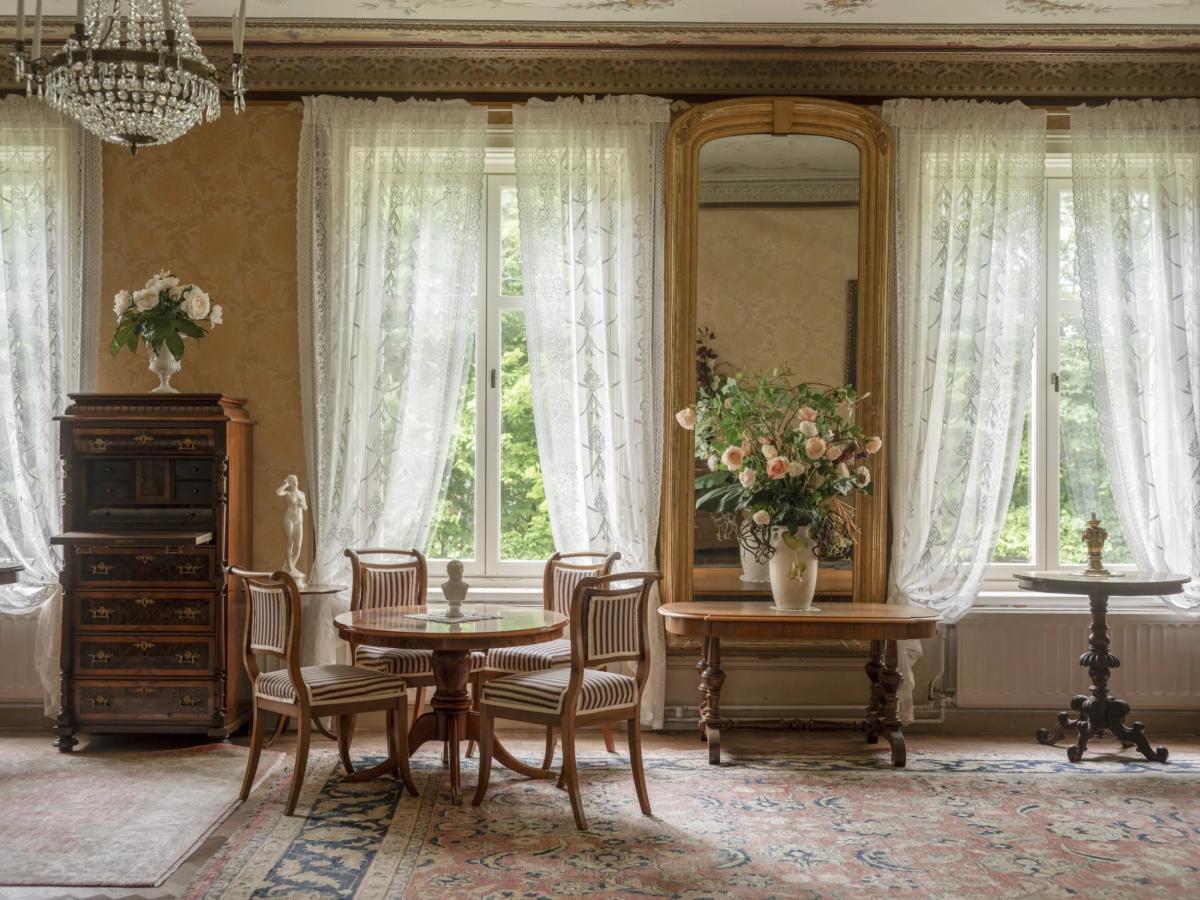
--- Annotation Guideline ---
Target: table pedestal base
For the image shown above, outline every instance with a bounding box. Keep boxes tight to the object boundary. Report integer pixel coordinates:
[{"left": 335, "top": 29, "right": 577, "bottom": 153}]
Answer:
[
  {"left": 1035, "top": 593, "right": 1168, "bottom": 763},
  {"left": 345, "top": 649, "right": 554, "bottom": 803}
]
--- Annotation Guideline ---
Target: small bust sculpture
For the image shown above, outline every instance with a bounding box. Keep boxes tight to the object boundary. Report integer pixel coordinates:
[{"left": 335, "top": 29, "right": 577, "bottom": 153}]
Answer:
[
  {"left": 276, "top": 474, "right": 308, "bottom": 588},
  {"left": 441, "top": 559, "right": 469, "bottom": 618}
]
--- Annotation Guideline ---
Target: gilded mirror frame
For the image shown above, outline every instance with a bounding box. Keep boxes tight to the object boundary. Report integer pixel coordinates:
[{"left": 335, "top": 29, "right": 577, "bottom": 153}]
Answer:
[{"left": 662, "top": 97, "right": 892, "bottom": 644}]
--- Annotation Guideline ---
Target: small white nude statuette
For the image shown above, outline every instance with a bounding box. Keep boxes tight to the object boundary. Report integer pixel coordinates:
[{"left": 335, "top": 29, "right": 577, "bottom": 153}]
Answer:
[
  {"left": 276, "top": 474, "right": 307, "bottom": 588},
  {"left": 441, "top": 559, "right": 469, "bottom": 619}
]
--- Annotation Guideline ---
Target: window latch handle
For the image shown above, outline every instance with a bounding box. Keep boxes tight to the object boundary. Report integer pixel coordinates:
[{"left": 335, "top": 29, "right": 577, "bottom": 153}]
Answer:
[
  {"left": 1051, "top": 372, "right": 1060, "bottom": 393},
  {"left": 490, "top": 369, "right": 497, "bottom": 389}
]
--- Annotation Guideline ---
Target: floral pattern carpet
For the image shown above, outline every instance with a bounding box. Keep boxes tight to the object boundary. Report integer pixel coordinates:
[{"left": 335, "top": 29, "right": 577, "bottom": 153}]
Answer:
[{"left": 186, "top": 747, "right": 1200, "bottom": 898}]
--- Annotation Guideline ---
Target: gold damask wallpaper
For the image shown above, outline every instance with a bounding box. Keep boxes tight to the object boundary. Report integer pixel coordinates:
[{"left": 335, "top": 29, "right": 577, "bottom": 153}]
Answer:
[
  {"left": 697, "top": 206, "right": 859, "bottom": 387},
  {"left": 95, "top": 105, "right": 305, "bottom": 570}
]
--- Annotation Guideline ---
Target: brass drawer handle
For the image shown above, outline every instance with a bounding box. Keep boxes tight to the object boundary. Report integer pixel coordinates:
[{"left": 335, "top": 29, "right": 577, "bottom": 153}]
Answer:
[
  {"left": 177, "top": 438, "right": 198, "bottom": 451},
  {"left": 133, "top": 596, "right": 156, "bottom": 608},
  {"left": 176, "top": 563, "right": 202, "bottom": 577},
  {"left": 135, "top": 554, "right": 156, "bottom": 565},
  {"left": 133, "top": 640, "right": 156, "bottom": 652},
  {"left": 89, "top": 563, "right": 113, "bottom": 576},
  {"left": 133, "top": 433, "right": 154, "bottom": 445},
  {"left": 89, "top": 606, "right": 113, "bottom": 620},
  {"left": 175, "top": 606, "right": 201, "bottom": 621},
  {"left": 89, "top": 695, "right": 112, "bottom": 707},
  {"left": 179, "top": 695, "right": 202, "bottom": 707},
  {"left": 132, "top": 686, "right": 155, "bottom": 696},
  {"left": 176, "top": 650, "right": 201, "bottom": 665},
  {"left": 84, "top": 438, "right": 109, "bottom": 452},
  {"left": 89, "top": 650, "right": 112, "bottom": 665}
]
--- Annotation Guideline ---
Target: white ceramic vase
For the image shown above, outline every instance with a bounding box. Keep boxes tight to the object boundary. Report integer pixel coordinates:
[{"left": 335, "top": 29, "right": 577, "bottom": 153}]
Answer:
[
  {"left": 148, "top": 347, "right": 181, "bottom": 394},
  {"left": 738, "top": 520, "right": 770, "bottom": 583},
  {"left": 768, "top": 525, "right": 819, "bottom": 611}
]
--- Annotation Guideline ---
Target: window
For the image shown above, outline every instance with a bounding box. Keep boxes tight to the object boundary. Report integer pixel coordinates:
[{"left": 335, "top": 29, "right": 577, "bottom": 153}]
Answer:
[
  {"left": 425, "top": 174, "right": 553, "bottom": 577},
  {"left": 989, "top": 162, "right": 1132, "bottom": 584}
]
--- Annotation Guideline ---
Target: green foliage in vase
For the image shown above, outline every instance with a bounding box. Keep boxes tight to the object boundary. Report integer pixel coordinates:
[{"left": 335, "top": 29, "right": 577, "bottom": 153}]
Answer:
[{"left": 109, "top": 271, "right": 222, "bottom": 360}]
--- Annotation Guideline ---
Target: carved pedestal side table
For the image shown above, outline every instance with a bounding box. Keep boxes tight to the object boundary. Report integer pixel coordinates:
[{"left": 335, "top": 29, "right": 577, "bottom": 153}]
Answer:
[{"left": 1016, "top": 571, "right": 1190, "bottom": 763}]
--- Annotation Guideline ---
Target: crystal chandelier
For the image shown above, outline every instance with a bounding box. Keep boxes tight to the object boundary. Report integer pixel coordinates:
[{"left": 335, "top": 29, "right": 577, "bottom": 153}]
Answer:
[{"left": 13, "top": 0, "right": 248, "bottom": 154}]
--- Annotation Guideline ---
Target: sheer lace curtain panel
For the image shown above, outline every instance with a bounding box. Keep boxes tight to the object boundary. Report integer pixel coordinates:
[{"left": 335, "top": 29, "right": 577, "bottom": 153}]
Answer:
[
  {"left": 1071, "top": 99, "right": 1200, "bottom": 612},
  {"left": 883, "top": 99, "right": 1047, "bottom": 720},
  {"left": 297, "top": 96, "right": 487, "bottom": 598},
  {"left": 0, "top": 97, "right": 102, "bottom": 713},
  {"left": 513, "top": 95, "right": 670, "bottom": 728}
]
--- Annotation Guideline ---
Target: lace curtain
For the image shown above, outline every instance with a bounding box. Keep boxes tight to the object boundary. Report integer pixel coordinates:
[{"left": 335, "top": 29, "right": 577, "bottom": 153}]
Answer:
[
  {"left": 0, "top": 97, "right": 102, "bottom": 713},
  {"left": 298, "top": 96, "right": 486, "bottom": 587},
  {"left": 883, "top": 99, "right": 1047, "bottom": 718},
  {"left": 513, "top": 95, "right": 670, "bottom": 728},
  {"left": 1071, "top": 100, "right": 1200, "bottom": 611}
]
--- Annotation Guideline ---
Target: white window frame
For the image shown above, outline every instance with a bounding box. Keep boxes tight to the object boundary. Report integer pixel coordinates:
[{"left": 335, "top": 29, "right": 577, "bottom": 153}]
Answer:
[
  {"left": 981, "top": 152, "right": 1140, "bottom": 606},
  {"left": 430, "top": 157, "right": 547, "bottom": 585}
]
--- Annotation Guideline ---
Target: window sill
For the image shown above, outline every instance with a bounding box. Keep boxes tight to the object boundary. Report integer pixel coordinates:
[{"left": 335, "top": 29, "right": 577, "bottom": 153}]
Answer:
[
  {"left": 968, "top": 590, "right": 1183, "bottom": 617},
  {"left": 427, "top": 579, "right": 542, "bottom": 606}
]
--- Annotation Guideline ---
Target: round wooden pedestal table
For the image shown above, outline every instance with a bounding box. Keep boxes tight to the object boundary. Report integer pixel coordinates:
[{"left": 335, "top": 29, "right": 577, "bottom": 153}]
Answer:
[
  {"left": 334, "top": 604, "right": 567, "bottom": 804},
  {"left": 1016, "top": 570, "right": 1190, "bottom": 763},
  {"left": 659, "top": 601, "right": 940, "bottom": 767}
]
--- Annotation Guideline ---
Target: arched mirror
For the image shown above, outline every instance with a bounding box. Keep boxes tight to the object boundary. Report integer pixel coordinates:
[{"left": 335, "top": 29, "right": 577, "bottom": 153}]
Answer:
[{"left": 663, "top": 98, "right": 891, "bottom": 619}]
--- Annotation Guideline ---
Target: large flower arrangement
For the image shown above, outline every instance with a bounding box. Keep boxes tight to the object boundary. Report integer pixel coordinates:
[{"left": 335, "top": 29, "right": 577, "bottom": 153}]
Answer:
[
  {"left": 110, "top": 270, "right": 222, "bottom": 360},
  {"left": 676, "top": 370, "right": 881, "bottom": 558}
]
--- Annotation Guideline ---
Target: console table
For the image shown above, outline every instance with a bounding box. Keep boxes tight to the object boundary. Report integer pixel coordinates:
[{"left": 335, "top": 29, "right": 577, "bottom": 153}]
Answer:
[
  {"left": 658, "top": 602, "right": 940, "bottom": 767},
  {"left": 1016, "top": 570, "right": 1190, "bottom": 763}
]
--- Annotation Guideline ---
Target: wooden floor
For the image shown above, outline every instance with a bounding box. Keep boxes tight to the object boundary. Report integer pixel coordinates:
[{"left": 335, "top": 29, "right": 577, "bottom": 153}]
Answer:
[{"left": 3, "top": 727, "right": 1200, "bottom": 899}]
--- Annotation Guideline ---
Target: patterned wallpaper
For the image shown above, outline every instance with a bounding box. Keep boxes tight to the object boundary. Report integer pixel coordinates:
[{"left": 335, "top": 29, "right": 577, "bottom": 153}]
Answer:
[
  {"left": 697, "top": 206, "right": 859, "bottom": 388},
  {"left": 95, "top": 105, "right": 305, "bottom": 572}
]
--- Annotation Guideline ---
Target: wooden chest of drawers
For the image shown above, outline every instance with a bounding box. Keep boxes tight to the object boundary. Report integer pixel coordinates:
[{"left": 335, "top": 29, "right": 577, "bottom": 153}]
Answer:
[{"left": 52, "top": 394, "right": 252, "bottom": 750}]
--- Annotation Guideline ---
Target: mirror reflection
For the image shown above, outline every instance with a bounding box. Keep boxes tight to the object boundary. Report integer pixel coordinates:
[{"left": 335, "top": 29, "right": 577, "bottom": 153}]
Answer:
[{"left": 693, "top": 133, "right": 861, "bottom": 582}]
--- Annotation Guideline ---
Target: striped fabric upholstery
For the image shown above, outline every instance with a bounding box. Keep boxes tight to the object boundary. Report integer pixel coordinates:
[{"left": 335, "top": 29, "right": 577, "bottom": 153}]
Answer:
[
  {"left": 483, "top": 668, "right": 637, "bottom": 716},
  {"left": 256, "top": 665, "right": 407, "bottom": 706},
  {"left": 360, "top": 565, "right": 421, "bottom": 611},
  {"left": 485, "top": 638, "right": 572, "bottom": 673},
  {"left": 585, "top": 588, "right": 643, "bottom": 663},
  {"left": 248, "top": 584, "right": 290, "bottom": 654},
  {"left": 549, "top": 563, "right": 606, "bottom": 618},
  {"left": 354, "top": 645, "right": 486, "bottom": 676}
]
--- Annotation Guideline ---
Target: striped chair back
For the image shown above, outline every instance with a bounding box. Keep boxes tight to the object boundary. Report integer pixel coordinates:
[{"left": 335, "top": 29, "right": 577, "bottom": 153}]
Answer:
[
  {"left": 570, "top": 571, "right": 661, "bottom": 673},
  {"left": 544, "top": 551, "right": 621, "bottom": 619},
  {"left": 345, "top": 548, "right": 427, "bottom": 612},
  {"left": 230, "top": 569, "right": 302, "bottom": 677}
]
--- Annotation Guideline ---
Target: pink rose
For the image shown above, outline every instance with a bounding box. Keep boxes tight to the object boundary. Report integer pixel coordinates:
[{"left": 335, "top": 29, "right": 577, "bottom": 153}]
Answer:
[
  {"left": 856, "top": 466, "right": 872, "bottom": 487},
  {"left": 762, "top": 444, "right": 778, "bottom": 460},
  {"left": 739, "top": 468, "right": 757, "bottom": 489},
  {"left": 866, "top": 436, "right": 883, "bottom": 454},
  {"left": 752, "top": 509, "right": 771, "bottom": 526},
  {"left": 804, "top": 437, "right": 827, "bottom": 460},
  {"left": 825, "top": 443, "right": 842, "bottom": 461},
  {"left": 787, "top": 460, "right": 807, "bottom": 478},
  {"left": 721, "top": 446, "right": 744, "bottom": 471},
  {"left": 675, "top": 408, "right": 697, "bottom": 430},
  {"left": 767, "top": 456, "right": 790, "bottom": 480},
  {"left": 798, "top": 406, "right": 818, "bottom": 422}
]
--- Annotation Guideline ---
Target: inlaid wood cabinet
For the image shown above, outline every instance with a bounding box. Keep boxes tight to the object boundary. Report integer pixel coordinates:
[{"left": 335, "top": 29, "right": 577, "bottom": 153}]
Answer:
[{"left": 52, "top": 394, "right": 252, "bottom": 750}]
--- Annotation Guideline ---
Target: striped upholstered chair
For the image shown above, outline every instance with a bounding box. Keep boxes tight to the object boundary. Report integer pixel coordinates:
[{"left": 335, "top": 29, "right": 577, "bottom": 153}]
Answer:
[
  {"left": 473, "top": 570, "right": 660, "bottom": 831},
  {"left": 231, "top": 568, "right": 417, "bottom": 816},
  {"left": 482, "top": 551, "right": 621, "bottom": 766}
]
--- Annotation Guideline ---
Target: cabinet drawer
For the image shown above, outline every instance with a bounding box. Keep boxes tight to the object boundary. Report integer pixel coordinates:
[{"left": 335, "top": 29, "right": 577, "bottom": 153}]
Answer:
[
  {"left": 76, "top": 635, "right": 215, "bottom": 675},
  {"left": 89, "top": 460, "right": 133, "bottom": 481},
  {"left": 174, "top": 459, "right": 214, "bottom": 481},
  {"left": 71, "top": 546, "right": 219, "bottom": 587},
  {"left": 73, "top": 428, "right": 216, "bottom": 456},
  {"left": 92, "top": 480, "right": 133, "bottom": 503},
  {"left": 173, "top": 480, "right": 213, "bottom": 504},
  {"left": 74, "top": 679, "right": 214, "bottom": 723},
  {"left": 75, "top": 591, "right": 217, "bottom": 632}
]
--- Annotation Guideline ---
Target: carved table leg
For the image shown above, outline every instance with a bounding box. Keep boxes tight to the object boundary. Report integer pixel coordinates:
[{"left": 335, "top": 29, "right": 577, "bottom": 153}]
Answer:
[
  {"left": 701, "top": 636, "right": 725, "bottom": 765},
  {"left": 696, "top": 637, "right": 710, "bottom": 743},
  {"left": 877, "top": 640, "right": 906, "bottom": 767},
  {"left": 864, "top": 639, "right": 884, "bottom": 745}
]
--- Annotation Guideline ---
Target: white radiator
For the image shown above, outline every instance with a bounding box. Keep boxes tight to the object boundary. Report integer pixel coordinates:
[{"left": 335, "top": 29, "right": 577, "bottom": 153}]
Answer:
[
  {"left": 955, "top": 611, "right": 1200, "bottom": 709},
  {"left": 0, "top": 614, "right": 43, "bottom": 702}
]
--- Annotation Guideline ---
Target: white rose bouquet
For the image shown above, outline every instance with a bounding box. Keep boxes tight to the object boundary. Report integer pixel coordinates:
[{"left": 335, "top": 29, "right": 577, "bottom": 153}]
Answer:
[
  {"left": 110, "top": 270, "right": 223, "bottom": 360},
  {"left": 675, "top": 369, "right": 881, "bottom": 560}
]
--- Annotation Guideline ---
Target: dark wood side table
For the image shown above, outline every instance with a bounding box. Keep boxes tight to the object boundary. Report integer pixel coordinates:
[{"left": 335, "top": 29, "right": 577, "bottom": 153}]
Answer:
[
  {"left": 1016, "top": 570, "right": 1191, "bottom": 763},
  {"left": 659, "top": 601, "right": 940, "bottom": 767}
]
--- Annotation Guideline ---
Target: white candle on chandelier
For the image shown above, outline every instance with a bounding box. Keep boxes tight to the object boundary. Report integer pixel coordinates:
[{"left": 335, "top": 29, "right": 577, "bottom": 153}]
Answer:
[
  {"left": 76, "top": 0, "right": 85, "bottom": 25},
  {"left": 233, "top": 0, "right": 247, "bottom": 55},
  {"left": 15, "top": 0, "right": 25, "bottom": 44},
  {"left": 31, "top": 0, "right": 42, "bottom": 59},
  {"left": 161, "top": 0, "right": 171, "bottom": 29}
]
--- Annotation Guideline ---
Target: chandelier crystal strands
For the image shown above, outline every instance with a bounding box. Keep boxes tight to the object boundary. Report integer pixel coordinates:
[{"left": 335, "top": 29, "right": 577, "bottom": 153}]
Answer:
[{"left": 12, "top": 0, "right": 249, "bottom": 154}]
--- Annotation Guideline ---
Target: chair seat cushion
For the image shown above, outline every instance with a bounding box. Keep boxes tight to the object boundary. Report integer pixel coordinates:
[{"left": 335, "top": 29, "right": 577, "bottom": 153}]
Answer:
[
  {"left": 256, "top": 665, "right": 407, "bottom": 706},
  {"left": 485, "top": 638, "right": 572, "bottom": 673},
  {"left": 482, "top": 667, "right": 637, "bottom": 716},
  {"left": 355, "top": 645, "right": 486, "bottom": 677}
]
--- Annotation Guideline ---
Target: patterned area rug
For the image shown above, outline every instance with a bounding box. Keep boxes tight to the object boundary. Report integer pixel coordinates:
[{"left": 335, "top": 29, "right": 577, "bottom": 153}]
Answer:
[
  {"left": 186, "top": 748, "right": 1200, "bottom": 898},
  {"left": 0, "top": 742, "right": 283, "bottom": 887}
]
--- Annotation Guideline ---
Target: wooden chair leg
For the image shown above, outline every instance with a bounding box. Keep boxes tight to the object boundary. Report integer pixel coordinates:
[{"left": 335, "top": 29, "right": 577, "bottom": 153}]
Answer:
[
  {"left": 335, "top": 714, "right": 355, "bottom": 775},
  {"left": 284, "top": 716, "right": 312, "bottom": 817},
  {"left": 541, "top": 725, "right": 557, "bottom": 769},
  {"left": 627, "top": 717, "right": 652, "bottom": 816},
  {"left": 393, "top": 697, "right": 419, "bottom": 797},
  {"left": 385, "top": 709, "right": 401, "bottom": 778},
  {"left": 602, "top": 723, "right": 617, "bottom": 753},
  {"left": 466, "top": 675, "right": 480, "bottom": 759},
  {"left": 471, "top": 706, "right": 495, "bottom": 807},
  {"left": 413, "top": 686, "right": 427, "bottom": 719},
  {"left": 560, "top": 717, "right": 587, "bottom": 831},
  {"left": 238, "top": 705, "right": 265, "bottom": 802}
]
